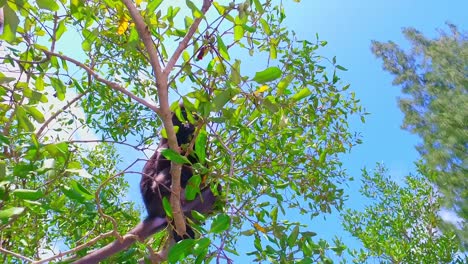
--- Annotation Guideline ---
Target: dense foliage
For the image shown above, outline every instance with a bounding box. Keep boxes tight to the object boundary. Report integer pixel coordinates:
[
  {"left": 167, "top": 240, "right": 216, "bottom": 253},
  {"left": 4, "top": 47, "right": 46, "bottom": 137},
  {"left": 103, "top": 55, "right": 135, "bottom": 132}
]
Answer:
[
  {"left": 0, "top": 0, "right": 363, "bottom": 262},
  {"left": 371, "top": 25, "right": 467, "bottom": 248}
]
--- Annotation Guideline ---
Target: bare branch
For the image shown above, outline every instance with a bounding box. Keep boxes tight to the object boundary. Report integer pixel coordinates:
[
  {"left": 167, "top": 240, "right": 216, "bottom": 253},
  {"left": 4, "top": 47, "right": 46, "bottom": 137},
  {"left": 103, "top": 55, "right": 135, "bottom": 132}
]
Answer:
[
  {"left": 40, "top": 49, "right": 160, "bottom": 115},
  {"left": 36, "top": 90, "right": 89, "bottom": 139},
  {"left": 0, "top": 247, "right": 34, "bottom": 263}
]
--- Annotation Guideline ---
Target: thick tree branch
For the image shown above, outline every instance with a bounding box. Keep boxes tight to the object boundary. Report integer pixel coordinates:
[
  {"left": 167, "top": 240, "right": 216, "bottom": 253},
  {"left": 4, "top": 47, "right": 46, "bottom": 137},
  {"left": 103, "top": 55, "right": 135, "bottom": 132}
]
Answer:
[
  {"left": 40, "top": 49, "right": 160, "bottom": 115},
  {"left": 121, "top": 0, "right": 162, "bottom": 79},
  {"left": 71, "top": 187, "right": 218, "bottom": 263},
  {"left": 121, "top": 0, "right": 187, "bottom": 238}
]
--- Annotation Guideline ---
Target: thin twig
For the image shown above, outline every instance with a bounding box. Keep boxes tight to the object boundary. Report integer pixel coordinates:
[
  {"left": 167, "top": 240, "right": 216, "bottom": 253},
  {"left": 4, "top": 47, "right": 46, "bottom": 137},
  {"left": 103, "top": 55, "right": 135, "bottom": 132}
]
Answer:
[{"left": 36, "top": 90, "right": 89, "bottom": 138}]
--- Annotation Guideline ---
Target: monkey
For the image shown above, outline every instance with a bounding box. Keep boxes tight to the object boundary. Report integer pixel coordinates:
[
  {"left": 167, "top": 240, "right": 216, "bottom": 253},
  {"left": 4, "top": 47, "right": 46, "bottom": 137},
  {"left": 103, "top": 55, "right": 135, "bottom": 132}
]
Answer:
[
  {"left": 73, "top": 104, "right": 220, "bottom": 263},
  {"left": 140, "top": 104, "right": 202, "bottom": 240}
]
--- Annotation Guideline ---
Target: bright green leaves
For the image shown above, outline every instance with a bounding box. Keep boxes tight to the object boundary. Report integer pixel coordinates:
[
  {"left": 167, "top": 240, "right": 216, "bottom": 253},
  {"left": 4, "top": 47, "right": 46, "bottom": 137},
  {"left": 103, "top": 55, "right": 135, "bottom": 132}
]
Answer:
[
  {"left": 61, "top": 180, "right": 93, "bottom": 204},
  {"left": 291, "top": 87, "right": 312, "bottom": 102},
  {"left": 161, "top": 149, "right": 192, "bottom": 164},
  {"left": 253, "top": 67, "right": 282, "bottom": 84},
  {"left": 162, "top": 196, "right": 173, "bottom": 217},
  {"left": 0, "top": 207, "right": 25, "bottom": 221},
  {"left": 168, "top": 238, "right": 211, "bottom": 264},
  {"left": 13, "top": 189, "right": 44, "bottom": 201},
  {"left": 234, "top": 16, "right": 244, "bottom": 41},
  {"left": 168, "top": 239, "right": 195, "bottom": 263},
  {"left": 23, "top": 106, "right": 45, "bottom": 123},
  {"left": 185, "top": 175, "right": 201, "bottom": 201},
  {"left": 217, "top": 36, "right": 230, "bottom": 61},
  {"left": 146, "top": 0, "right": 163, "bottom": 14},
  {"left": 195, "top": 129, "right": 207, "bottom": 162},
  {"left": 81, "top": 29, "right": 98, "bottom": 52},
  {"left": 210, "top": 213, "right": 230, "bottom": 233},
  {"left": 36, "top": 0, "right": 59, "bottom": 11},
  {"left": 212, "top": 87, "right": 239, "bottom": 111},
  {"left": 253, "top": 0, "right": 264, "bottom": 13},
  {"left": 277, "top": 75, "right": 293, "bottom": 95},
  {"left": 49, "top": 77, "right": 66, "bottom": 101},
  {"left": 186, "top": 0, "right": 203, "bottom": 18},
  {"left": 1, "top": 4, "right": 20, "bottom": 43},
  {"left": 230, "top": 59, "right": 242, "bottom": 85},
  {"left": 16, "top": 107, "right": 35, "bottom": 132}
]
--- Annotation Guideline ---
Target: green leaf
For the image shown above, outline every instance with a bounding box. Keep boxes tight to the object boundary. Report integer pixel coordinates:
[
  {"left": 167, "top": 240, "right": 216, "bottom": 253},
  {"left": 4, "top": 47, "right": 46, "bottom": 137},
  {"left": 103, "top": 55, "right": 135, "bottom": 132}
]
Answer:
[
  {"left": 336, "top": 65, "right": 348, "bottom": 71},
  {"left": 1, "top": 4, "right": 20, "bottom": 43},
  {"left": 49, "top": 77, "right": 66, "bottom": 101},
  {"left": 212, "top": 2, "right": 225, "bottom": 15},
  {"left": 277, "top": 75, "right": 293, "bottom": 95},
  {"left": 162, "top": 196, "right": 172, "bottom": 217},
  {"left": 168, "top": 239, "right": 195, "bottom": 263},
  {"left": 195, "top": 129, "right": 207, "bottom": 162},
  {"left": 61, "top": 186, "right": 86, "bottom": 203},
  {"left": 210, "top": 213, "right": 230, "bottom": 233},
  {"left": 288, "top": 226, "right": 299, "bottom": 247},
  {"left": 217, "top": 35, "right": 230, "bottom": 61},
  {"left": 12, "top": 189, "right": 44, "bottom": 201},
  {"left": 291, "top": 87, "right": 312, "bottom": 101},
  {"left": 61, "top": 180, "right": 93, "bottom": 203},
  {"left": 44, "top": 142, "right": 69, "bottom": 158},
  {"left": 212, "top": 88, "right": 238, "bottom": 111},
  {"left": 185, "top": 175, "right": 201, "bottom": 201},
  {"left": 56, "top": 19, "right": 67, "bottom": 40},
  {"left": 269, "top": 42, "right": 277, "bottom": 59},
  {"left": 23, "top": 106, "right": 45, "bottom": 123},
  {"left": 230, "top": 60, "right": 241, "bottom": 85},
  {"left": 161, "top": 149, "right": 191, "bottom": 164},
  {"left": 0, "top": 73, "right": 16, "bottom": 84},
  {"left": 35, "top": 77, "right": 44, "bottom": 91},
  {"left": 234, "top": 16, "right": 244, "bottom": 41},
  {"left": 0, "top": 161, "right": 5, "bottom": 179},
  {"left": 16, "top": 107, "right": 35, "bottom": 132},
  {"left": 253, "top": 67, "right": 282, "bottom": 84},
  {"left": 36, "top": 0, "right": 59, "bottom": 11},
  {"left": 193, "top": 237, "right": 210, "bottom": 255},
  {"left": 259, "top": 18, "right": 271, "bottom": 35},
  {"left": 128, "top": 27, "right": 139, "bottom": 47},
  {"left": 319, "top": 150, "right": 327, "bottom": 164},
  {"left": 253, "top": 0, "right": 264, "bottom": 13},
  {"left": 186, "top": 0, "right": 202, "bottom": 18},
  {"left": 0, "top": 207, "right": 25, "bottom": 220},
  {"left": 182, "top": 50, "right": 190, "bottom": 62},
  {"left": 191, "top": 210, "right": 206, "bottom": 222},
  {"left": 146, "top": 0, "right": 163, "bottom": 14}
]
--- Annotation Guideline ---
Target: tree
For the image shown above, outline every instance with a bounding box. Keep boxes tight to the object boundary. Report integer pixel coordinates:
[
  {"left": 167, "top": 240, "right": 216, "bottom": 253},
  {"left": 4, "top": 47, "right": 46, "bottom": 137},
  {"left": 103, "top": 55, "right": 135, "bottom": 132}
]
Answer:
[
  {"left": 0, "top": 0, "right": 363, "bottom": 263},
  {"left": 343, "top": 163, "right": 464, "bottom": 263},
  {"left": 371, "top": 24, "right": 467, "bottom": 247}
]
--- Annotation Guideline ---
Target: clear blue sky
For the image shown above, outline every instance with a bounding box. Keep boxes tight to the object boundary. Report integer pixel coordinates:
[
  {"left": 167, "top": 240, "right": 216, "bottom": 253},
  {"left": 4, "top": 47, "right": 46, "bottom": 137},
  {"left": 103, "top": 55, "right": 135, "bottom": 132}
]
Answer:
[{"left": 107, "top": 0, "right": 468, "bottom": 261}]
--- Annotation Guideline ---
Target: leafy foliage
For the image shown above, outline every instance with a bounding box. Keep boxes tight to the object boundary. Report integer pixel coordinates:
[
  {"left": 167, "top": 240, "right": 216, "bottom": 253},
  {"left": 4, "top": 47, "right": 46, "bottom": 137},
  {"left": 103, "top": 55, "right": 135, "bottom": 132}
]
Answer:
[
  {"left": 0, "top": 0, "right": 363, "bottom": 262},
  {"left": 343, "top": 163, "right": 464, "bottom": 263},
  {"left": 371, "top": 24, "right": 468, "bottom": 247}
]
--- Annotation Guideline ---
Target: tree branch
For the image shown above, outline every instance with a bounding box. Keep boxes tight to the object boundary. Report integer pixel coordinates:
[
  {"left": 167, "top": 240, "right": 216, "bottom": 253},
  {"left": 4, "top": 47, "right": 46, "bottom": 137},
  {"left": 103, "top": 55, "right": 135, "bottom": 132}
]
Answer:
[
  {"left": 164, "top": 0, "right": 213, "bottom": 75},
  {"left": 36, "top": 90, "right": 89, "bottom": 139},
  {"left": 40, "top": 49, "right": 160, "bottom": 115},
  {"left": 71, "top": 187, "right": 218, "bottom": 263}
]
